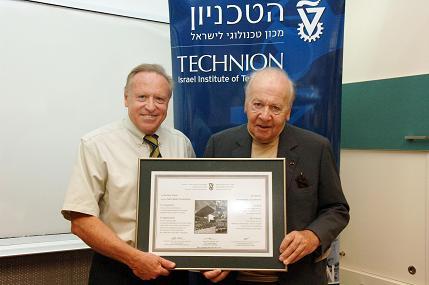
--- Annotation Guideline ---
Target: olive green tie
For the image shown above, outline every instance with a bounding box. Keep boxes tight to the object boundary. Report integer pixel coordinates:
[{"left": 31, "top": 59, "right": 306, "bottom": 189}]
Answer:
[{"left": 144, "top": 134, "right": 162, "bottom": 158}]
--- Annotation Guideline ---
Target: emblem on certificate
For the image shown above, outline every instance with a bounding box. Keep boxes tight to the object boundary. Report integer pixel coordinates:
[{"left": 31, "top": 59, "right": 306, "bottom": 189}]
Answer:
[{"left": 136, "top": 158, "right": 287, "bottom": 271}]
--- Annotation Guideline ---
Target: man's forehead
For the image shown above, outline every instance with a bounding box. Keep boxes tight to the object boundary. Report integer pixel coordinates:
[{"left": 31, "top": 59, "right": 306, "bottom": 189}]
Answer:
[
  {"left": 130, "top": 72, "right": 169, "bottom": 88},
  {"left": 249, "top": 84, "right": 287, "bottom": 101}
]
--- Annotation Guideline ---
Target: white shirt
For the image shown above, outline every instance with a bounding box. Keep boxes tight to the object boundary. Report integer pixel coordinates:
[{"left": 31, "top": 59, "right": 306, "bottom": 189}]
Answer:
[{"left": 62, "top": 117, "right": 195, "bottom": 245}]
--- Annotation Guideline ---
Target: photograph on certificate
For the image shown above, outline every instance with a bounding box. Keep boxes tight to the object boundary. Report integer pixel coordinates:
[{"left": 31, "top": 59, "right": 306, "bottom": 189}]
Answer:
[
  {"left": 194, "top": 200, "right": 227, "bottom": 234},
  {"left": 136, "top": 158, "right": 286, "bottom": 270}
]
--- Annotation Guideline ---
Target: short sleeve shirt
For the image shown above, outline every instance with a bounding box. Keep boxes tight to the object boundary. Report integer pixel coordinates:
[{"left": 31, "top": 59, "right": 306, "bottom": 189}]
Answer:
[{"left": 62, "top": 117, "right": 195, "bottom": 246}]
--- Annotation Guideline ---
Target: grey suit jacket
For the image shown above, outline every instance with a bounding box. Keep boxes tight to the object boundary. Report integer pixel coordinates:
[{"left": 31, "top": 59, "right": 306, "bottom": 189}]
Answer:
[{"left": 204, "top": 124, "right": 350, "bottom": 285}]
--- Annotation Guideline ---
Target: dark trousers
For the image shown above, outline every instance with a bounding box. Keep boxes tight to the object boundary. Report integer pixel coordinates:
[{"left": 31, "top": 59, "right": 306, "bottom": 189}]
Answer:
[
  {"left": 188, "top": 275, "right": 279, "bottom": 285},
  {"left": 236, "top": 280, "right": 280, "bottom": 285},
  {"left": 88, "top": 252, "right": 188, "bottom": 285}
]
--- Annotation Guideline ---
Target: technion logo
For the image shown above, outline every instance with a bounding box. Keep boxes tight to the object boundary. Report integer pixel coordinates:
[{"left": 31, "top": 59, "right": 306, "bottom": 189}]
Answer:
[{"left": 297, "top": 0, "right": 326, "bottom": 42}]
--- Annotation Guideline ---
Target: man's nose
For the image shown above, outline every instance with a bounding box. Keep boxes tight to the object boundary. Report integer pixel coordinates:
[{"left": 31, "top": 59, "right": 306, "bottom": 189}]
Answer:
[
  {"left": 259, "top": 106, "right": 272, "bottom": 119},
  {"left": 144, "top": 97, "right": 156, "bottom": 111}
]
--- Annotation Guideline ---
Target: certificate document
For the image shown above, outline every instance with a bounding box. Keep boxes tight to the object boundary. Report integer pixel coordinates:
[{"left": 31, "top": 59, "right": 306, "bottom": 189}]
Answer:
[
  {"left": 148, "top": 171, "right": 273, "bottom": 257},
  {"left": 136, "top": 158, "right": 286, "bottom": 270}
]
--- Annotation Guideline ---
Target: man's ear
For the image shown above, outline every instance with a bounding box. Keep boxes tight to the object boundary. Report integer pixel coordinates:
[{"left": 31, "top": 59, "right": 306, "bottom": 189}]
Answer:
[
  {"left": 285, "top": 109, "right": 291, "bottom": 121},
  {"left": 124, "top": 90, "right": 129, "bottom": 108}
]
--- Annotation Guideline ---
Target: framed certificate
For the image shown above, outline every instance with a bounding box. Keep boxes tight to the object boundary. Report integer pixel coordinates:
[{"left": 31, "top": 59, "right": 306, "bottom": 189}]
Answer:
[{"left": 136, "top": 158, "right": 286, "bottom": 271}]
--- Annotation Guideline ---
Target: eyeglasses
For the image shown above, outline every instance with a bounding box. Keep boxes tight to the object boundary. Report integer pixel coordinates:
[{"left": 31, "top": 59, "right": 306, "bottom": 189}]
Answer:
[{"left": 250, "top": 101, "right": 285, "bottom": 115}]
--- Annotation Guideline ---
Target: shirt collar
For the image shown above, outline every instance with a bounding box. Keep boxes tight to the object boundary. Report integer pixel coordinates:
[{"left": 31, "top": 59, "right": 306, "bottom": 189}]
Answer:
[{"left": 123, "top": 116, "right": 162, "bottom": 145}]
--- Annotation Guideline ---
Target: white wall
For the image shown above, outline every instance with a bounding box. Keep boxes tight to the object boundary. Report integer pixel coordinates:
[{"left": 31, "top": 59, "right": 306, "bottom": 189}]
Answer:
[
  {"left": 342, "top": 0, "right": 429, "bottom": 83},
  {"left": 340, "top": 150, "right": 428, "bottom": 285},
  {"left": 340, "top": 0, "right": 429, "bottom": 284},
  {"left": 0, "top": 0, "right": 172, "bottom": 238}
]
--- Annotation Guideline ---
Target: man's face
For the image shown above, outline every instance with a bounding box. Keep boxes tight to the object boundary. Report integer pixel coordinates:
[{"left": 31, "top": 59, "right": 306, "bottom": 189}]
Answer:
[
  {"left": 244, "top": 73, "right": 291, "bottom": 144},
  {"left": 124, "top": 71, "right": 171, "bottom": 135}
]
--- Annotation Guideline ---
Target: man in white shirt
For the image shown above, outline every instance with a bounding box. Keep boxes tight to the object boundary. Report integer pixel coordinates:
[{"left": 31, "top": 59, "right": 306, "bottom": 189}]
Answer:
[{"left": 62, "top": 64, "right": 195, "bottom": 284}]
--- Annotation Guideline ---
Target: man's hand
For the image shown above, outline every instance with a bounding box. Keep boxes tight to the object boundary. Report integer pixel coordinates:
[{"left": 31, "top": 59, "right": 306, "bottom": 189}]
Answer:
[
  {"left": 202, "top": 269, "right": 230, "bottom": 283},
  {"left": 279, "top": 230, "right": 320, "bottom": 265},
  {"left": 69, "top": 212, "right": 175, "bottom": 280},
  {"left": 128, "top": 251, "right": 175, "bottom": 280}
]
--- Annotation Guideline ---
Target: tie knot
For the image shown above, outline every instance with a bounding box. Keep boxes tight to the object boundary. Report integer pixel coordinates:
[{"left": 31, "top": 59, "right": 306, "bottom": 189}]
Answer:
[
  {"left": 144, "top": 134, "right": 162, "bottom": 158},
  {"left": 144, "top": 134, "right": 159, "bottom": 144}
]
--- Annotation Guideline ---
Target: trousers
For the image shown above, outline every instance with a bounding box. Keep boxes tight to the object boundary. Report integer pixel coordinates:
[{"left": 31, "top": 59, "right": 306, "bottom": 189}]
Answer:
[{"left": 88, "top": 252, "right": 188, "bottom": 285}]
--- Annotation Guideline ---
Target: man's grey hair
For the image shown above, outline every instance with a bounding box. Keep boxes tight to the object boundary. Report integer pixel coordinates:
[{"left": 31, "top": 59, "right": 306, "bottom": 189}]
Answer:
[
  {"left": 124, "top": 63, "right": 173, "bottom": 95},
  {"left": 244, "top": 67, "right": 295, "bottom": 108}
]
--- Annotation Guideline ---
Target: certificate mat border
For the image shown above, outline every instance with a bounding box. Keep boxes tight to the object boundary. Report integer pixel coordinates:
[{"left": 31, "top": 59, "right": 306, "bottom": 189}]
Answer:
[{"left": 136, "top": 158, "right": 286, "bottom": 271}]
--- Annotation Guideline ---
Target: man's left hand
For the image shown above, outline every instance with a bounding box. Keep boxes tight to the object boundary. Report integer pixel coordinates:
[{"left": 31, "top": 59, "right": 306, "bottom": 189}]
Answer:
[
  {"left": 202, "top": 269, "right": 230, "bottom": 283},
  {"left": 278, "top": 230, "right": 320, "bottom": 265}
]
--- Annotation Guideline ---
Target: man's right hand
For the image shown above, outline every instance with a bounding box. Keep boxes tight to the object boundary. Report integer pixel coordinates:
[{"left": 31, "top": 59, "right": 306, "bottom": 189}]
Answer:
[
  {"left": 70, "top": 212, "right": 175, "bottom": 280},
  {"left": 128, "top": 251, "right": 176, "bottom": 280}
]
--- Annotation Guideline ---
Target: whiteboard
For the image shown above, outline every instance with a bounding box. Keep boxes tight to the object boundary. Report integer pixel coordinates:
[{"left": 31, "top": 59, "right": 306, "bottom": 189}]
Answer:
[
  {"left": 0, "top": 0, "right": 172, "bottom": 238},
  {"left": 27, "top": 0, "right": 169, "bottom": 23}
]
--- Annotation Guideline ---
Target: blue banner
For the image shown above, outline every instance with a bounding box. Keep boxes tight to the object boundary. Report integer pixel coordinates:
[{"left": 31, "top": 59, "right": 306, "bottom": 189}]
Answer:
[{"left": 169, "top": 0, "right": 344, "bottom": 283}]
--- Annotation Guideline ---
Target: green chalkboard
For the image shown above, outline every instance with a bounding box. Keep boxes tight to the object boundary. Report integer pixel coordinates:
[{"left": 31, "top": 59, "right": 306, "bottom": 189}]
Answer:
[{"left": 341, "top": 74, "right": 429, "bottom": 151}]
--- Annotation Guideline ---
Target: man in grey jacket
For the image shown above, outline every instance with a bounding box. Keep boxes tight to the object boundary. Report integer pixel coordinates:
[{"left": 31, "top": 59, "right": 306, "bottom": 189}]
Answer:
[{"left": 202, "top": 67, "right": 349, "bottom": 285}]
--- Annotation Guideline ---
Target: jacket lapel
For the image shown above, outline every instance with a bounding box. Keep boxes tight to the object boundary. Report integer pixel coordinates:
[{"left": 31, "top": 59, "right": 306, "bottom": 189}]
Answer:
[
  {"left": 277, "top": 124, "right": 300, "bottom": 190},
  {"left": 231, "top": 125, "right": 252, "bottom": 157}
]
